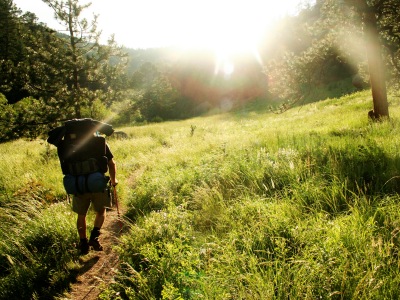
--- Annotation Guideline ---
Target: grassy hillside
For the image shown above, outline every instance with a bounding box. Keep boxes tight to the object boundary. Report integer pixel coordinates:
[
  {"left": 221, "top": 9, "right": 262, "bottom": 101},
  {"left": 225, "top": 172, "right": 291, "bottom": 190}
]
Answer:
[{"left": 1, "top": 90, "right": 400, "bottom": 299}]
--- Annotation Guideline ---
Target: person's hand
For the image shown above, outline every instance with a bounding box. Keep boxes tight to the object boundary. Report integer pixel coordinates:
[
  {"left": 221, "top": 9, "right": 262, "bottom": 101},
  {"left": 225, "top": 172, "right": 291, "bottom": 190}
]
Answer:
[{"left": 112, "top": 180, "right": 119, "bottom": 187}]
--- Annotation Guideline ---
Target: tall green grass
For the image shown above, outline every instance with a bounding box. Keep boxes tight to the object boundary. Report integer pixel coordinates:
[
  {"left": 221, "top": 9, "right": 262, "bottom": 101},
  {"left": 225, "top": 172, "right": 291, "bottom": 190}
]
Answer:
[
  {"left": 1, "top": 90, "right": 400, "bottom": 298},
  {"left": 101, "top": 90, "right": 400, "bottom": 299},
  {"left": 0, "top": 140, "right": 101, "bottom": 298},
  {"left": 0, "top": 199, "right": 79, "bottom": 299}
]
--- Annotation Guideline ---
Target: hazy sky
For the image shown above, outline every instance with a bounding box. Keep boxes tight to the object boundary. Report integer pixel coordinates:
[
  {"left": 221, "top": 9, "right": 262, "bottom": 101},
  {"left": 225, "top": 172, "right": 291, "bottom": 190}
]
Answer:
[{"left": 13, "top": 0, "right": 312, "bottom": 51}]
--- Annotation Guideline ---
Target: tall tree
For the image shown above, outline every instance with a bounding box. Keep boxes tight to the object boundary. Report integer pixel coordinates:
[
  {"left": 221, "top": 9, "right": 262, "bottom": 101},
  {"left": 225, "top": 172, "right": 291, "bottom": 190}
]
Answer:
[
  {"left": 0, "top": 0, "right": 30, "bottom": 103},
  {"left": 264, "top": 0, "right": 393, "bottom": 119},
  {"left": 343, "top": 0, "right": 390, "bottom": 119},
  {"left": 0, "top": 0, "right": 22, "bottom": 62},
  {"left": 42, "top": 0, "right": 127, "bottom": 119}
]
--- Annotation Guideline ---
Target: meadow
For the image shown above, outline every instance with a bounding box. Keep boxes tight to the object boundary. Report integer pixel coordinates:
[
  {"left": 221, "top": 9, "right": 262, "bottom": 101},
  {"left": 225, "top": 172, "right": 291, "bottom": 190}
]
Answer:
[{"left": 1, "top": 89, "right": 400, "bottom": 299}]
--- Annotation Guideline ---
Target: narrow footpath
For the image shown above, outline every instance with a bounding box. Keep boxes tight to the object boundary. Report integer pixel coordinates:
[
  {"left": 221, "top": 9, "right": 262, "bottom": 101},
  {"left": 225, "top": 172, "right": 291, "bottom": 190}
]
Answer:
[{"left": 67, "top": 208, "right": 123, "bottom": 300}]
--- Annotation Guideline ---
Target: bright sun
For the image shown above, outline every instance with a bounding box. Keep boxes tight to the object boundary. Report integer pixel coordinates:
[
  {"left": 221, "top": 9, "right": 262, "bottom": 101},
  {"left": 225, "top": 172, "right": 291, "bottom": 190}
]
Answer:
[
  {"left": 150, "top": 0, "right": 302, "bottom": 75},
  {"left": 13, "top": 0, "right": 304, "bottom": 76},
  {"left": 14, "top": 0, "right": 302, "bottom": 51}
]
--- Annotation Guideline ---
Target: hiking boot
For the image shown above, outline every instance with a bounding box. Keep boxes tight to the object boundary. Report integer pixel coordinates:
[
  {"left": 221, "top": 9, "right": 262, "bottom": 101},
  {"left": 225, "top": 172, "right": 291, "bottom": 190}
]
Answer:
[
  {"left": 89, "top": 227, "right": 103, "bottom": 251},
  {"left": 88, "top": 238, "right": 103, "bottom": 251},
  {"left": 79, "top": 238, "right": 89, "bottom": 255}
]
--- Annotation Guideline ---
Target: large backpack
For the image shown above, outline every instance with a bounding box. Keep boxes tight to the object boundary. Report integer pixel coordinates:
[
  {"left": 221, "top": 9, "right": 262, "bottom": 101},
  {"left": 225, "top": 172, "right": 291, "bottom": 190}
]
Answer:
[
  {"left": 48, "top": 118, "right": 114, "bottom": 175},
  {"left": 47, "top": 118, "right": 114, "bottom": 194}
]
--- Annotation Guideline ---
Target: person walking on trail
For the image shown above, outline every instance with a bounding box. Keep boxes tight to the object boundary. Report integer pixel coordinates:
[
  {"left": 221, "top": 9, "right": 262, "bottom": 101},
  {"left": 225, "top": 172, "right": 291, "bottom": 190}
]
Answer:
[
  {"left": 47, "top": 118, "right": 118, "bottom": 255},
  {"left": 73, "top": 143, "right": 118, "bottom": 255}
]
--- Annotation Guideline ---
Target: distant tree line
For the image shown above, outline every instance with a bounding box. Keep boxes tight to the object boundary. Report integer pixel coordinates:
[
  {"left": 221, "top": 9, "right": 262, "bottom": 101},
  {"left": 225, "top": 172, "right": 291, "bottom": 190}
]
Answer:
[{"left": 0, "top": 0, "right": 398, "bottom": 142}]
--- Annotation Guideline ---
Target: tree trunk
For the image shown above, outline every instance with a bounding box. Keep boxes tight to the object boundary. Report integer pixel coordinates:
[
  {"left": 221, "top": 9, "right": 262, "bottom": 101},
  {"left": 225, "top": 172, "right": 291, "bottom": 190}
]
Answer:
[
  {"left": 363, "top": 7, "right": 389, "bottom": 119},
  {"left": 68, "top": 1, "right": 81, "bottom": 119}
]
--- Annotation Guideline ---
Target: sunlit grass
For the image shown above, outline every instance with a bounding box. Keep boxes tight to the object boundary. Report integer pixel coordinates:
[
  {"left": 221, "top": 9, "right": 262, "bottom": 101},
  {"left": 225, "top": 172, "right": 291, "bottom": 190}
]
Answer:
[
  {"left": 98, "top": 90, "right": 400, "bottom": 298},
  {"left": 0, "top": 199, "right": 78, "bottom": 299},
  {"left": 2, "top": 89, "right": 400, "bottom": 298}
]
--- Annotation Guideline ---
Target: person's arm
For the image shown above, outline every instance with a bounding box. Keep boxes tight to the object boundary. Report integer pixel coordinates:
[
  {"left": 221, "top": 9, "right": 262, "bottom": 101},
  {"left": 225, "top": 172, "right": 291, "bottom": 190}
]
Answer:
[{"left": 108, "top": 158, "right": 118, "bottom": 186}]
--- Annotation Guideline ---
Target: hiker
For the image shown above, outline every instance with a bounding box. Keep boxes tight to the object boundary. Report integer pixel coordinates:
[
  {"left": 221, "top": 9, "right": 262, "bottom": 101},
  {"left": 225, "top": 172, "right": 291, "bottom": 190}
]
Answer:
[{"left": 47, "top": 118, "right": 118, "bottom": 255}]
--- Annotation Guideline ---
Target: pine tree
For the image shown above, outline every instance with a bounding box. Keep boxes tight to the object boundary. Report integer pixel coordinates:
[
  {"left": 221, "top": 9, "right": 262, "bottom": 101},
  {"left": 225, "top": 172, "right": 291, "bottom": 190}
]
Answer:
[
  {"left": 0, "top": 0, "right": 30, "bottom": 103},
  {"left": 42, "top": 0, "right": 127, "bottom": 119}
]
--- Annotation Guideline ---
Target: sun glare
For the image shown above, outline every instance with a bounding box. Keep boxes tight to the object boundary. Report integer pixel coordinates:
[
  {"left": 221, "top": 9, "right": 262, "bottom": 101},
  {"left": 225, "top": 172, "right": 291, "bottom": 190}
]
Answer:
[
  {"left": 14, "top": 0, "right": 304, "bottom": 49},
  {"left": 13, "top": 0, "right": 304, "bottom": 71},
  {"left": 214, "top": 52, "right": 235, "bottom": 77},
  {"left": 160, "top": 0, "right": 299, "bottom": 75}
]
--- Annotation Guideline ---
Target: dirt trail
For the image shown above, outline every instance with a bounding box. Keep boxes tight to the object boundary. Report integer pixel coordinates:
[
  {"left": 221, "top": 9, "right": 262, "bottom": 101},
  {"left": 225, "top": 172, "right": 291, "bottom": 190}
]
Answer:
[{"left": 67, "top": 208, "right": 124, "bottom": 300}]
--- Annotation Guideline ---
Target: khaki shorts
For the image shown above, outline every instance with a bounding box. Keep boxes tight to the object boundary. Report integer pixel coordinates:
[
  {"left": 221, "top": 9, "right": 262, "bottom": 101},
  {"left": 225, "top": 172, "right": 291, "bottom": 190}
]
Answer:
[{"left": 72, "top": 190, "right": 111, "bottom": 215}]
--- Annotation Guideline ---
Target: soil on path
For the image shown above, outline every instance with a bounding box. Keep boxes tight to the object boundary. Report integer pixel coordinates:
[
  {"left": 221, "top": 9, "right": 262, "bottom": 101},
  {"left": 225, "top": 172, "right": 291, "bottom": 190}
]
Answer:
[{"left": 66, "top": 208, "right": 124, "bottom": 300}]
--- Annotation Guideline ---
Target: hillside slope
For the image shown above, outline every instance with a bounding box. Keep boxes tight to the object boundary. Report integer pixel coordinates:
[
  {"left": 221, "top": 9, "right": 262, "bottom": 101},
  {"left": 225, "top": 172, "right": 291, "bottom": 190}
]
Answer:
[
  {"left": 100, "top": 90, "right": 400, "bottom": 299},
  {"left": 1, "top": 90, "right": 400, "bottom": 299}
]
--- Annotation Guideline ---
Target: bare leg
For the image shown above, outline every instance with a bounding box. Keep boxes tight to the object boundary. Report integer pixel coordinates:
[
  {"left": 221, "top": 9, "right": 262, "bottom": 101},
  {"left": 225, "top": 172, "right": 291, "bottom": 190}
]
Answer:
[
  {"left": 77, "top": 214, "right": 87, "bottom": 239},
  {"left": 94, "top": 207, "right": 106, "bottom": 229},
  {"left": 77, "top": 214, "right": 89, "bottom": 254},
  {"left": 88, "top": 208, "right": 106, "bottom": 251}
]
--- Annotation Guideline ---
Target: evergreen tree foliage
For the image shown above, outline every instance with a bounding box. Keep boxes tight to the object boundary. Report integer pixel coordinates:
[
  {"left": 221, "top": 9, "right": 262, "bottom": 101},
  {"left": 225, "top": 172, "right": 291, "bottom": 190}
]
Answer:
[
  {"left": 41, "top": 0, "right": 128, "bottom": 119},
  {"left": 0, "top": 0, "right": 30, "bottom": 103},
  {"left": 0, "top": 0, "right": 128, "bottom": 141},
  {"left": 131, "top": 62, "right": 189, "bottom": 121}
]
